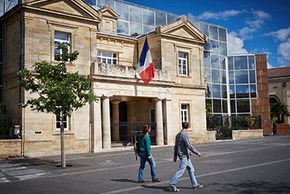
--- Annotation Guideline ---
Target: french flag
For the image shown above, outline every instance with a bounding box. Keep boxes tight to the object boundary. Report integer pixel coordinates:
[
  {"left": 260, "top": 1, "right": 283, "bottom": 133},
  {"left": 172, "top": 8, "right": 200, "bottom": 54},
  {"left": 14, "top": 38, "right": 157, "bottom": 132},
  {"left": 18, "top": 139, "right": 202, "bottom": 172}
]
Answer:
[{"left": 137, "top": 37, "right": 154, "bottom": 85}]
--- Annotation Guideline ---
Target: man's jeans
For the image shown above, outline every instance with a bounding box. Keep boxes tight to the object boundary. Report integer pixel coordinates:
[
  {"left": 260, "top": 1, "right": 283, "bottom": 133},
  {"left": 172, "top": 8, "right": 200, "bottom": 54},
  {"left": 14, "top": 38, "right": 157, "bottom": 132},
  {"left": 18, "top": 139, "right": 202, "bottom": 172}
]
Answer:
[
  {"left": 138, "top": 152, "right": 157, "bottom": 181},
  {"left": 169, "top": 156, "right": 198, "bottom": 187}
]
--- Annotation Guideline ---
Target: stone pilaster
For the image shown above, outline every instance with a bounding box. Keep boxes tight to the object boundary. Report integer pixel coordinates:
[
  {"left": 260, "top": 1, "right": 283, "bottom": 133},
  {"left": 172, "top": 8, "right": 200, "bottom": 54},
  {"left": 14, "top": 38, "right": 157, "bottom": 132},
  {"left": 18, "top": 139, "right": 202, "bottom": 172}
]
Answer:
[
  {"left": 102, "top": 97, "right": 111, "bottom": 149},
  {"left": 155, "top": 98, "right": 164, "bottom": 145}
]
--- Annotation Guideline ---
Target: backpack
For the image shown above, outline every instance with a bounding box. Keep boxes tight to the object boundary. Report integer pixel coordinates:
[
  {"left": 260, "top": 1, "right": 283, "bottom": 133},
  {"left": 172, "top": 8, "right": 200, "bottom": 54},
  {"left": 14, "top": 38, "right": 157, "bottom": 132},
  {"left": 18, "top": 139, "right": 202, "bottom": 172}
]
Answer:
[{"left": 134, "top": 136, "right": 141, "bottom": 160}]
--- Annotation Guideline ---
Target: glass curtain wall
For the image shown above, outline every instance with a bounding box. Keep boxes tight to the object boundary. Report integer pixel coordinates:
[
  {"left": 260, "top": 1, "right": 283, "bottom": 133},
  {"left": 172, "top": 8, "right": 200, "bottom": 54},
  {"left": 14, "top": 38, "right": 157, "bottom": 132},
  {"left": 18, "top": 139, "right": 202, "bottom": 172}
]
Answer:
[
  {"left": 193, "top": 21, "right": 228, "bottom": 116},
  {"left": 228, "top": 55, "right": 257, "bottom": 115},
  {"left": 0, "top": 0, "right": 18, "bottom": 17},
  {"left": 84, "top": 0, "right": 178, "bottom": 36}
]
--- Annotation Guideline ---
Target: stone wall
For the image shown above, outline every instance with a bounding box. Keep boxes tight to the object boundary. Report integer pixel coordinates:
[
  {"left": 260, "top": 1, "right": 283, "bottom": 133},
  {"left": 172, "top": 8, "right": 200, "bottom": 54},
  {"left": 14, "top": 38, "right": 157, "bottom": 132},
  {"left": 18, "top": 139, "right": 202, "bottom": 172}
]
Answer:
[
  {"left": 232, "top": 129, "right": 264, "bottom": 140},
  {"left": 0, "top": 140, "right": 22, "bottom": 158}
]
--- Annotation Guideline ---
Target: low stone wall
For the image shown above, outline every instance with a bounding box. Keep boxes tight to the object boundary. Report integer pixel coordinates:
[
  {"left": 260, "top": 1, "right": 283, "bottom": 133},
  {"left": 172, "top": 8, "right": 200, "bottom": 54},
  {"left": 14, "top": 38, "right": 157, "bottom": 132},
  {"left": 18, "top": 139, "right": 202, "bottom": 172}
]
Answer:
[
  {"left": 189, "top": 131, "right": 217, "bottom": 143},
  {"left": 232, "top": 129, "right": 263, "bottom": 140},
  {"left": 0, "top": 139, "right": 22, "bottom": 158}
]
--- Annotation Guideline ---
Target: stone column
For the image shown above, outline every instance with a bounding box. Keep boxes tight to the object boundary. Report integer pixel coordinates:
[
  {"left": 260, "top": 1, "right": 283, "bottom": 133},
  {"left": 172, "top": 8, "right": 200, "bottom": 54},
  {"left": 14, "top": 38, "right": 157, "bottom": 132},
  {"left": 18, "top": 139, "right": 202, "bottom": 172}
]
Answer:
[
  {"left": 92, "top": 97, "right": 102, "bottom": 152},
  {"left": 111, "top": 100, "right": 120, "bottom": 141},
  {"left": 102, "top": 97, "right": 111, "bottom": 149},
  {"left": 164, "top": 99, "right": 174, "bottom": 145},
  {"left": 155, "top": 99, "right": 164, "bottom": 145}
]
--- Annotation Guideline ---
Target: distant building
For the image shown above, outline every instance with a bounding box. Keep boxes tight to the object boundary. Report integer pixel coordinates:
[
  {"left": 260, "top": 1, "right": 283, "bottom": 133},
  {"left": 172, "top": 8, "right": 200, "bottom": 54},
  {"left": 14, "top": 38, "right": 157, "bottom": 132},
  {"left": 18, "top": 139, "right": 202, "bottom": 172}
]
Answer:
[{"left": 268, "top": 67, "right": 290, "bottom": 124}]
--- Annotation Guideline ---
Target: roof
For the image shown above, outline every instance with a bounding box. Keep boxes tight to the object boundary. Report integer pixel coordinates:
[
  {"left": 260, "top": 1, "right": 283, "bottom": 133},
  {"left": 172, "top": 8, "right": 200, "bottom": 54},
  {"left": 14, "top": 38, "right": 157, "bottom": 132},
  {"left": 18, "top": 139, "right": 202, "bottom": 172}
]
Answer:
[{"left": 268, "top": 67, "right": 290, "bottom": 78}]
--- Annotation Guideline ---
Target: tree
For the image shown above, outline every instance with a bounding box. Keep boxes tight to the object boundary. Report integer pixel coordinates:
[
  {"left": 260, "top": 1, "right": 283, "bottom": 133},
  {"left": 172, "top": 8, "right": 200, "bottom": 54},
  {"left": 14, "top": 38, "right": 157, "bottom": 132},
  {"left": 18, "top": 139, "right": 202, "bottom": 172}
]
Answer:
[
  {"left": 19, "top": 43, "right": 97, "bottom": 167},
  {"left": 270, "top": 101, "right": 289, "bottom": 124}
]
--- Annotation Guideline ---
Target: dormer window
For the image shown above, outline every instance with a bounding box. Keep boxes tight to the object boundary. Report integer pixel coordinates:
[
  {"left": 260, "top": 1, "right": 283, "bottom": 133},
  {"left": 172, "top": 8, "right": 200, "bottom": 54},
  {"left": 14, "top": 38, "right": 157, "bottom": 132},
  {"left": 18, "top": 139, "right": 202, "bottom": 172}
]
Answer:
[{"left": 97, "top": 51, "right": 117, "bottom": 64}]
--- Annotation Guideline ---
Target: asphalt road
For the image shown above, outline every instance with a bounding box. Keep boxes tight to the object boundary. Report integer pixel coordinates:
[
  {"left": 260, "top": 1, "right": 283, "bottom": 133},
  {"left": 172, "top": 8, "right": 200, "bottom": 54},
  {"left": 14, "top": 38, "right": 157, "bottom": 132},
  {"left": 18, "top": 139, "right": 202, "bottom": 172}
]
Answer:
[{"left": 1, "top": 135, "right": 290, "bottom": 194}]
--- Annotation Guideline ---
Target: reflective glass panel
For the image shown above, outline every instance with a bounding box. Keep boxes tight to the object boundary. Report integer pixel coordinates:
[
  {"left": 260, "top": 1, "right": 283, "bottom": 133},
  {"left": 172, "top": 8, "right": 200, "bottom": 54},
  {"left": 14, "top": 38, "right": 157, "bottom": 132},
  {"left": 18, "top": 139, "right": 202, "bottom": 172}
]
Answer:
[
  {"left": 211, "top": 54, "right": 219, "bottom": 69},
  {"left": 219, "top": 27, "right": 227, "bottom": 42},
  {"left": 230, "top": 85, "right": 235, "bottom": 98},
  {"left": 204, "top": 52, "right": 210, "bottom": 68},
  {"left": 234, "top": 56, "right": 248, "bottom": 69},
  {"left": 212, "top": 69, "right": 220, "bottom": 83},
  {"left": 130, "top": 6, "right": 142, "bottom": 23},
  {"left": 250, "top": 85, "right": 257, "bottom": 98},
  {"left": 130, "top": 23, "right": 142, "bottom": 35},
  {"left": 222, "top": 85, "right": 227, "bottom": 98},
  {"left": 249, "top": 70, "right": 256, "bottom": 83},
  {"left": 248, "top": 56, "right": 255, "bottom": 69},
  {"left": 212, "top": 84, "right": 221, "bottom": 98},
  {"left": 235, "top": 70, "right": 248, "bottom": 84},
  {"left": 213, "top": 99, "right": 222, "bottom": 113},
  {"left": 237, "top": 99, "right": 250, "bottom": 113},
  {"left": 205, "top": 68, "right": 212, "bottom": 83},
  {"left": 221, "top": 70, "right": 226, "bottom": 84},
  {"left": 206, "top": 84, "right": 212, "bottom": 97},
  {"left": 209, "top": 25, "right": 218, "bottom": 40},
  {"left": 143, "top": 25, "right": 155, "bottom": 34},
  {"left": 117, "top": 21, "right": 129, "bottom": 34},
  {"left": 228, "top": 57, "right": 234, "bottom": 70},
  {"left": 229, "top": 71, "right": 234, "bottom": 84},
  {"left": 230, "top": 100, "right": 236, "bottom": 113},
  {"left": 210, "top": 40, "right": 219, "bottom": 54},
  {"left": 115, "top": 2, "right": 129, "bottom": 20},
  {"left": 222, "top": 100, "right": 228, "bottom": 113},
  {"left": 143, "top": 9, "right": 154, "bottom": 26},
  {"left": 156, "top": 11, "right": 166, "bottom": 26},
  {"left": 200, "top": 23, "right": 209, "bottom": 36},
  {"left": 219, "top": 42, "right": 227, "bottom": 56},
  {"left": 236, "top": 85, "right": 249, "bottom": 98},
  {"left": 220, "top": 56, "right": 226, "bottom": 70},
  {"left": 167, "top": 14, "right": 178, "bottom": 24}
]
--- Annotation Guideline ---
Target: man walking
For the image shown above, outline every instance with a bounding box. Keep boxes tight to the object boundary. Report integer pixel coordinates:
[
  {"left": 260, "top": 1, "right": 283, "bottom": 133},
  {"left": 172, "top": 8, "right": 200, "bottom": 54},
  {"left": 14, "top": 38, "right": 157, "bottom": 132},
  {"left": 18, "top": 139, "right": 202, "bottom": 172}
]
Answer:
[{"left": 168, "top": 122, "right": 203, "bottom": 192}]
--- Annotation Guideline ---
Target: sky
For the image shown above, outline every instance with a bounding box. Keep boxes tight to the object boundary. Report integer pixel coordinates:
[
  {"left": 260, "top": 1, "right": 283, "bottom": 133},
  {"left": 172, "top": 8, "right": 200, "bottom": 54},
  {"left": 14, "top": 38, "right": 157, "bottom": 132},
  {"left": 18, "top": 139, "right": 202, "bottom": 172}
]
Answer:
[{"left": 126, "top": 0, "right": 290, "bottom": 69}]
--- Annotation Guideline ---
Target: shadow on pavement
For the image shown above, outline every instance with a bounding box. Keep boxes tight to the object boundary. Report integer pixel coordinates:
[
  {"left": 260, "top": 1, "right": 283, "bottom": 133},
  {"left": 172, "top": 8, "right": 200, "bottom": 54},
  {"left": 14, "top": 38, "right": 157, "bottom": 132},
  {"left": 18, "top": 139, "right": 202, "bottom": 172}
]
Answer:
[
  {"left": 208, "top": 181, "right": 290, "bottom": 193},
  {"left": 110, "top": 178, "right": 137, "bottom": 183}
]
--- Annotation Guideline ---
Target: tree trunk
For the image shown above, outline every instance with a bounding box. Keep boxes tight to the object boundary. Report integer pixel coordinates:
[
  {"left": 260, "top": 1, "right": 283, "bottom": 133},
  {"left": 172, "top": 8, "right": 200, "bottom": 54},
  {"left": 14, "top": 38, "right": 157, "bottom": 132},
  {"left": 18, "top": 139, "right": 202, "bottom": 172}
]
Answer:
[{"left": 60, "top": 114, "right": 66, "bottom": 168}]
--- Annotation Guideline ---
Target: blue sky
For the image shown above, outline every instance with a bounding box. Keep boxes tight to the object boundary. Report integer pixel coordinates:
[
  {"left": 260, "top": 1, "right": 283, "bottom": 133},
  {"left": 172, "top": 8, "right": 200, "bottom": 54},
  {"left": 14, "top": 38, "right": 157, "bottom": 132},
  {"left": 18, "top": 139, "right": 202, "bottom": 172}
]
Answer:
[{"left": 126, "top": 0, "right": 290, "bottom": 69}]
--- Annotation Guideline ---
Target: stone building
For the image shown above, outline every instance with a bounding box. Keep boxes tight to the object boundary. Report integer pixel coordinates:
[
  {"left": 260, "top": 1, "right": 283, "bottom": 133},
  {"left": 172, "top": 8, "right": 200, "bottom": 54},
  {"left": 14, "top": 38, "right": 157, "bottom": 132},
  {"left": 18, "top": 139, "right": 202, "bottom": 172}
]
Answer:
[
  {"left": 268, "top": 67, "right": 290, "bottom": 125},
  {"left": 0, "top": 0, "right": 215, "bottom": 157}
]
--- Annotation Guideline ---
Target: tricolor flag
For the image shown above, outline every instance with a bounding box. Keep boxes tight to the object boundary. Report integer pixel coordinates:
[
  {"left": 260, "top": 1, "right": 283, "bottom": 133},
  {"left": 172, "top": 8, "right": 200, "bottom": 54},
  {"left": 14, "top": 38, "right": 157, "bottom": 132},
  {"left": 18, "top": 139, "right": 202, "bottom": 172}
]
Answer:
[{"left": 137, "top": 37, "right": 154, "bottom": 84}]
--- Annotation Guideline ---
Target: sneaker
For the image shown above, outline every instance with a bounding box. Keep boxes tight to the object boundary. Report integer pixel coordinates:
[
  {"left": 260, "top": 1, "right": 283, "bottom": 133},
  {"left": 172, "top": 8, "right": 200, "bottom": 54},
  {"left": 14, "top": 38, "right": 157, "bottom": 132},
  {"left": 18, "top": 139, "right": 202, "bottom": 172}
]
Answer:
[
  {"left": 137, "top": 180, "right": 145, "bottom": 183},
  {"left": 193, "top": 184, "right": 203, "bottom": 189},
  {"left": 152, "top": 178, "right": 160, "bottom": 182},
  {"left": 168, "top": 185, "right": 180, "bottom": 192}
]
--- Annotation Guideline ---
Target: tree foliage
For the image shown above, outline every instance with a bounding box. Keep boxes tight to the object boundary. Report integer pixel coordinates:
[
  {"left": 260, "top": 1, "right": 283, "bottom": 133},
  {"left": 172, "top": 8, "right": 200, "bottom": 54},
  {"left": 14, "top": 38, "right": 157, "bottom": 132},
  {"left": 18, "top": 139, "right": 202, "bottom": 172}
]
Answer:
[
  {"left": 19, "top": 43, "right": 96, "bottom": 167},
  {"left": 270, "top": 101, "right": 289, "bottom": 124}
]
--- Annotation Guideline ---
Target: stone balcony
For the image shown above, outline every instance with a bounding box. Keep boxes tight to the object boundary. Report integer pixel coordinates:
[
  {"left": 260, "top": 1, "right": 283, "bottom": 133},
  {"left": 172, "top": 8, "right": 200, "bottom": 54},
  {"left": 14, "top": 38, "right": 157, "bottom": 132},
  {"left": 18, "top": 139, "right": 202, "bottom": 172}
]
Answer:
[{"left": 92, "top": 62, "right": 171, "bottom": 82}]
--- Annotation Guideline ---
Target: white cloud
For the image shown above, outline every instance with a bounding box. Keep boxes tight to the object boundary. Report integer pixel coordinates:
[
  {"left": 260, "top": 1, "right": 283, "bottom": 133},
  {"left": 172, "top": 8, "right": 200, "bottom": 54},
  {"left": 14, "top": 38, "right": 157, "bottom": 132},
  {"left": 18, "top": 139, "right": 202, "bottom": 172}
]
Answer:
[
  {"left": 239, "top": 9, "right": 271, "bottom": 40},
  {"left": 278, "top": 38, "right": 290, "bottom": 61},
  {"left": 267, "top": 62, "right": 273, "bottom": 69},
  {"left": 266, "top": 27, "right": 290, "bottom": 41},
  {"left": 196, "top": 9, "right": 242, "bottom": 20},
  {"left": 227, "top": 32, "right": 248, "bottom": 55}
]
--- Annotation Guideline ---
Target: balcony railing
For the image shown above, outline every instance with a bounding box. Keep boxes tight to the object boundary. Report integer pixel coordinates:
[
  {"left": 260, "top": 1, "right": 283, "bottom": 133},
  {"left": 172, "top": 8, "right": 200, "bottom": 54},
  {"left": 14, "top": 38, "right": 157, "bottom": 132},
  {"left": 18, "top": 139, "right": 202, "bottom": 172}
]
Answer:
[{"left": 93, "top": 62, "right": 170, "bottom": 82}]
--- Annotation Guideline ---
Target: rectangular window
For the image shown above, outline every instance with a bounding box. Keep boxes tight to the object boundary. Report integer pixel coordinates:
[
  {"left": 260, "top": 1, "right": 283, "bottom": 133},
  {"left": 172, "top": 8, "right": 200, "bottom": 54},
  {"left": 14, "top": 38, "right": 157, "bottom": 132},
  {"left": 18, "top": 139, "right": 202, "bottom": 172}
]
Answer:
[
  {"left": 181, "top": 104, "right": 190, "bottom": 123},
  {"left": 54, "top": 31, "right": 70, "bottom": 61},
  {"left": 97, "top": 51, "right": 117, "bottom": 64},
  {"left": 178, "top": 51, "right": 188, "bottom": 75},
  {"left": 56, "top": 114, "right": 69, "bottom": 129}
]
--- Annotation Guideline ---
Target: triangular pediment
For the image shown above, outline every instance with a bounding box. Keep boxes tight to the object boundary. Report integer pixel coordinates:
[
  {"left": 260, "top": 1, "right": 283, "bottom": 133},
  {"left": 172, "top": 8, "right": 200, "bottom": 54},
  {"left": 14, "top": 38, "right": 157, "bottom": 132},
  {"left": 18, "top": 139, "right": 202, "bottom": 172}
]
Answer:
[
  {"left": 159, "top": 16, "right": 207, "bottom": 43},
  {"left": 25, "top": 0, "right": 101, "bottom": 22},
  {"left": 99, "top": 6, "right": 119, "bottom": 19}
]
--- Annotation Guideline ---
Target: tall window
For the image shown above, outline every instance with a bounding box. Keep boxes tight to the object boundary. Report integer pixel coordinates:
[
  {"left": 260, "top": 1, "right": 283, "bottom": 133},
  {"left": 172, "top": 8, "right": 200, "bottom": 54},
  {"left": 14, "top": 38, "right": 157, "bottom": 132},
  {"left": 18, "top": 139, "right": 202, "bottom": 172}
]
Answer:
[
  {"left": 54, "top": 31, "right": 70, "bottom": 61},
  {"left": 56, "top": 114, "right": 68, "bottom": 129},
  {"left": 97, "top": 51, "right": 117, "bottom": 64},
  {"left": 181, "top": 104, "right": 190, "bottom": 123},
  {"left": 178, "top": 51, "right": 188, "bottom": 75}
]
